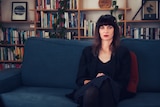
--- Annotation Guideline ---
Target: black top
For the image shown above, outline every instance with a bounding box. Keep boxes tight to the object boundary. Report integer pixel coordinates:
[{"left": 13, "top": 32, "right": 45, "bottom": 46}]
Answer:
[{"left": 76, "top": 45, "right": 131, "bottom": 90}]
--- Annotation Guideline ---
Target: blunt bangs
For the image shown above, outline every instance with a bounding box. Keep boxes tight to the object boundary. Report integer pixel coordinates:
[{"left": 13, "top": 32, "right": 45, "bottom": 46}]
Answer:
[{"left": 96, "top": 14, "right": 117, "bottom": 28}]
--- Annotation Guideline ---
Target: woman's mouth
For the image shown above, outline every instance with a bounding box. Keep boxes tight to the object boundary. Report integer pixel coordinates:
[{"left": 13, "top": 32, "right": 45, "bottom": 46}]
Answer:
[{"left": 104, "top": 35, "right": 109, "bottom": 37}]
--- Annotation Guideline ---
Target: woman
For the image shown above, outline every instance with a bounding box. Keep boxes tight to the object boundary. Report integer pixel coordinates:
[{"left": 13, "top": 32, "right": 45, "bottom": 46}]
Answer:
[{"left": 67, "top": 14, "right": 134, "bottom": 107}]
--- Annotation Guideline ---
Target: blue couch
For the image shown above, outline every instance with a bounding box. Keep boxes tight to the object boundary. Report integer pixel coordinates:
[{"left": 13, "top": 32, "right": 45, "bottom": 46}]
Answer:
[{"left": 0, "top": 37, "right": 160, "bottom": 107}]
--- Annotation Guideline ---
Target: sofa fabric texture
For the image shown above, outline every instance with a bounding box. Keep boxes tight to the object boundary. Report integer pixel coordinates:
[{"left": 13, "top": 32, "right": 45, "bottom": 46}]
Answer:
[
  {"left": 21, "top": 38, "right": 89, "bottom": 89},
  {"left": 0, "top": 37, "right": 160, "bottom": 107}
]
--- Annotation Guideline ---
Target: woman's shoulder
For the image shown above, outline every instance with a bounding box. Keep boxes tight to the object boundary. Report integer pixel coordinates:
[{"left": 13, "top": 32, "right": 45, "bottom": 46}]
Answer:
[
  {"left": 82, "top": 45, "right": 94, "bottom": 57},
  {"left": 117, "top": 45, "right": 130, "bottom": 52},
  {"left": 83, "top": 45, "right": 92, "bottom": 52},
  {"left": 115, "top": 45, "right": 130, "bottom": 56}
]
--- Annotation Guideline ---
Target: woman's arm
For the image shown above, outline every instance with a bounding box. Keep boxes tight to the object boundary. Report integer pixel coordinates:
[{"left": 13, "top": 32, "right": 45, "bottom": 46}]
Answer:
[
  {"left": 76, "top": 46, "right": 93, "bottom": 86},
  {"left": 114, "top": 46, "right": 131, "bottom": 89}
]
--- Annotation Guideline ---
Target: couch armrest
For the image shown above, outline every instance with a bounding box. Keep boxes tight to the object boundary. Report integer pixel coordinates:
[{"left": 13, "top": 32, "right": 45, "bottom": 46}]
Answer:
[{"left": 0, "top": 68, "right": 22, "bottom": 93}]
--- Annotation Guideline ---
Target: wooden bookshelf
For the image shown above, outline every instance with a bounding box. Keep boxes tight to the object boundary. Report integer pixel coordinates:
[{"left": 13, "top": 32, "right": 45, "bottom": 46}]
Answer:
[
  {"left": 0, "top": 1, "right": 35, "bottom": 70},
  {"left": 32, "top": 0, "right": 133, "bottom": 40}
]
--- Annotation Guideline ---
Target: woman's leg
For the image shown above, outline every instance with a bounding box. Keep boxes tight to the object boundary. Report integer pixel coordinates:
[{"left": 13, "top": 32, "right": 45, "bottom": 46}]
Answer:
[
  {"left": 99, "top": 79, "right": 116, "bottom": 107},
  {"left": 83, "top": 86, "right": 99, "bottom": 107}
]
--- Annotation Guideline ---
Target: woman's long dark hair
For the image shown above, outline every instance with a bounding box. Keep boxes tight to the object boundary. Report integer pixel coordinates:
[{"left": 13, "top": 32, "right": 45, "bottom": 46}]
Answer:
[{"left": 92, "top": 14, "right": 120, "bottom": 56}]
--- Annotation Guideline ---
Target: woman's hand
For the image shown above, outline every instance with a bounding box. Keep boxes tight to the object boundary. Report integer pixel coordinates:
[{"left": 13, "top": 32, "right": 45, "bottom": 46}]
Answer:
[
  {"left": 84, "top": 80, "right": 91, "bottom": 85},
  {"left": 96, "top": 73, "right": 105, "bottom": 78},
  {"left": 83, "top": 73, "right": 105, "bottom": 85}
]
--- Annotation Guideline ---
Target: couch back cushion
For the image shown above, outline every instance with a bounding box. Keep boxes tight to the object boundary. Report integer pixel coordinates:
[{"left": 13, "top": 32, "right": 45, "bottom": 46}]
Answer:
[
  {"left": 121, "top": 38, "right": 160, "bottom": 92},
  {"left": 21, "top": 37, "right": 92, "bottom": 89}
]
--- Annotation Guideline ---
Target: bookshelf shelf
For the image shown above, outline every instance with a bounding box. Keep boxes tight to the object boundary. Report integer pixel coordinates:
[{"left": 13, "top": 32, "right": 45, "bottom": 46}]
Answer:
[
  {"left": 73, "top": 36, "right": 94, "bottom": 39},
  {"left": 126, "top": 20, "right": 160, "bottom": 23},
  {"left": 0, "top": 44, "right": 24, "bottom": 47},
  {"left": 1, "top": 21, "right": 34, "bottom": 24},
  {"left": 36, "top": 27, "right": 78, "bottom": 30},
  {"left": 36, "top": 9, "right": 58, "bottom": 12},
  {"left": 79, "top": 8, "right": 131, "bottom": 11},
  {"left": 0, "top": 61, "right": 22, "bottom": 63}
]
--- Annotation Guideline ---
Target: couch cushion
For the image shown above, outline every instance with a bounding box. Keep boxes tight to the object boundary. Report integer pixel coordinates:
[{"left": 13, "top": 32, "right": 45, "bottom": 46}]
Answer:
[
  {"left": 0, "top": 86, "right": 77, "bottom": 107},
  {"left": 121, "top": 38, "right": 160, "bottom": 92},
  {"left": 118, "top": 92, "right": 160, "bottom": 107},
  {"left": 0, "top": 68, "right": 21, "bottom": 93},
  {"left": 21, "top": 37, "right": 92, "bottom": 89}
]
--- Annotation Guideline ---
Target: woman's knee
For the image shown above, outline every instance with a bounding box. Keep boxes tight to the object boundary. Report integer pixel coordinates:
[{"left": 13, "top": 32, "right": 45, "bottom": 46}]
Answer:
[
  {"left": 84, "top": 86, "right": 99, "bottom": 98},
  {"left": 100, "top": 79, "right": 111, "bottom": 90}
]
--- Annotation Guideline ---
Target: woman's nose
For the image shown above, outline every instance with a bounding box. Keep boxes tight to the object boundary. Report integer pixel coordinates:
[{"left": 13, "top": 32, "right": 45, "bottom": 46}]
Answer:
[{"left": 104, "top": 27, "right": 109, "bottom": 32}]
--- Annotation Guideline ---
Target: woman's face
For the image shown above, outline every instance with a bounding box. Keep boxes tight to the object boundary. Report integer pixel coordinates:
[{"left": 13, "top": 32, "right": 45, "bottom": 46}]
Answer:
[{"left": 99, "top": 25, "right": 114, "bottom": 41}]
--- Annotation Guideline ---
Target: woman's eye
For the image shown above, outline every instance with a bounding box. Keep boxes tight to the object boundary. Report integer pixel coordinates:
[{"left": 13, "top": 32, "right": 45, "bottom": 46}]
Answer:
[
  {"left": 108, "top": 26, "right": 113, "bottom": 29},
  {"left": 100, "top": 26, "right": 104, "bottom": 29}
]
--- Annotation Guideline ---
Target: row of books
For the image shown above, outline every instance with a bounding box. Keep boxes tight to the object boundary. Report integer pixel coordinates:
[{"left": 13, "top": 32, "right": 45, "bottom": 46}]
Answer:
[
  {"left": 83, "top": 19, "right": 96, "bottom": 36},
  {"left": 64, "top": 12, "right": 78, "bottom": 28},
  {"left": 0, "top": 63, "right": 21, "bottom": 71},
  {"left": 38, "top": 11, "right": 57, "bottom": 28},
  {"left": 66, "top": 31, "right": 77, "bottom": 40},
  {"left": 37, "top": 11, "right": 95, "bottom": 37},
  {"left": 0, "top": 28, "right": 35, "bottom": 45},
  {"left": 127, "top": 27, "right": 160, "bottom": 40},
  {"left": 37, "top": 11, "right": 78, "bottom": 28},
  {"left": 35, "top": 0, "right": 78, "bottom": 10},
  {"left": 36, "top": 11, "right": 86, "bottom": 29},
  {"left": 0, "top": 47, "right": 24, "bottom": 61},
  {"left": 37, "top": 30, "right": 50, "bottom": 38},
  {"left": 37, "top": 30, "right": 77, "bottom": 39},
  {"left": 80, "top": 12, "right": 86, "bottom": 28}
]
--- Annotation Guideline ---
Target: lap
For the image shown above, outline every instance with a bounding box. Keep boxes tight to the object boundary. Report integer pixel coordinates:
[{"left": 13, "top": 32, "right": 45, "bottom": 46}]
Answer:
[{"left": 74, "top": 76, "right": 121, "bottom": 103}]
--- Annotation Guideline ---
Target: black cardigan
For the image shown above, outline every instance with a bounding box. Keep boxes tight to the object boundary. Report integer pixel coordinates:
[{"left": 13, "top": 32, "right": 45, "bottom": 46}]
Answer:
[{"left": 76, "top": 45, "right": 131, "bottom": 90}]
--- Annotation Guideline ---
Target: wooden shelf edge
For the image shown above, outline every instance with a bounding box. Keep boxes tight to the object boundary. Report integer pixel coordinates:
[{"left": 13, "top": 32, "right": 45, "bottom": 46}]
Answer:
[
  {"left": 36, "top": 27, "right": 78, "bottom": 30},
  {"left": 126, "top": 20, "right": 160, "bottom": 23},
  {"left": 79, "top": 8, "right": 131, "bottom": 11},
  {"left": 35, "top": 8, "right": 131, "bottom": 11},
  {"left": 0, "top": 61, "right": 22, "bottom": 63},
  {"left": 0, "top": 21, "right": 34, "bottom": 24},
  {"left": 0, "top": 44, "right": 24, "bottom": 47},
  {"left": 119, "top": 20, "right": 160, "bottom": 23},
  {"left": 74, "top": 36, "right": 94, "bottom": 39},
  {"left": 36, "top": 9, "right": 78, "bottom": 11}
]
